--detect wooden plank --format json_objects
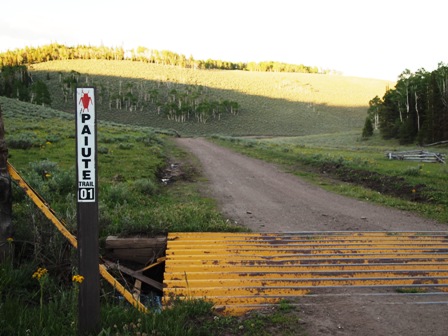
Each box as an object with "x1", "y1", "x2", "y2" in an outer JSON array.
[
  {"x1": 133, "y1": 280, "x2": 142, "y2": 302},
  {"x1": 105, "y1": 236, "x2": 167, "y2": 249},
  {"x1": 103, "y1": 259, "x2": 163, "y2": 291}
]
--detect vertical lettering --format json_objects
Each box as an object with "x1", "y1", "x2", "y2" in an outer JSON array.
[{"x1": 82, "y1": 148, "x2": 91, "y2": 157}]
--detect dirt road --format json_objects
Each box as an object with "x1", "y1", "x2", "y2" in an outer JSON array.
[{"x1": 175, "y1": 137, "x2": 448, "y2": 336}]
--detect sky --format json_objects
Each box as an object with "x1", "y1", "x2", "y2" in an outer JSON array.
[{"x1": 0, "y1": 0, "x2": 446, "y2": 81}]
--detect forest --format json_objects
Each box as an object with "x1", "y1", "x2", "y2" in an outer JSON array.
[{"x1": 366, "y1": 64, "x2": 448, "y2": 145}]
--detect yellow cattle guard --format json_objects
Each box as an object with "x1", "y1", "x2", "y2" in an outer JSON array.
[{"x1": 164, "y1": 232, "x2": 448, "y2": 315}]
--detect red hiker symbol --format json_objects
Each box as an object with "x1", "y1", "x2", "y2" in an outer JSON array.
[{"x1": 79, "y1": 91, "x2": 93, "y2": 113}]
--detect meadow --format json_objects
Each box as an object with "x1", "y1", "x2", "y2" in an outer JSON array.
[{"x1": 29, "y1": 59, "x2": 392, "y2": 136}]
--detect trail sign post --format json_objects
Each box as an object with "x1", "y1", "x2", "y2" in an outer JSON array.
[{"x1": 76, "y1": 88, "x2": 100, "y2": 335}]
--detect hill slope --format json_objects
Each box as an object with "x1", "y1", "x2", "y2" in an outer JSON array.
[{"x1": 30, "y1": 60, "x2": 392, "y2": 136}]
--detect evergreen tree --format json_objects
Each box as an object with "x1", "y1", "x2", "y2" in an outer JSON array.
[
  {"x1": 31, "y1": 80, "x2": 51, "y2": 106},
  {"x1": 362, "y1": 117, "x2": 374, "y2": 138},
  {"x1": 379, "y1": 89, "x2": 400, "y2": 139}
]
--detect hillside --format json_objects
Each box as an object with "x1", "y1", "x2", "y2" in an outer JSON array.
[{"x1": 29, "y1": 60, "x2": 392, "y2": 136}]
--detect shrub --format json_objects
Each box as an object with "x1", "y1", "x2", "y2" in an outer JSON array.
[
  {"x1": 138, "y1": 133, "x2": 164, "y2": 146},
  {"x1": 118, "y1": 142, "x2": 133, "y2": 150},
  {"x1": 45, "y1": 134, "x2": 61, "y2": 143},
  {"x1": 98, "y1": 146, "x2": 109, "y2": 154},
  {"x1": 106, "y1": 183, "x2": 131, "y2": 205},
  {"x1": 6, "y1": 132, "x2": 41, "y2": 149},
  {"x1": 47, "y1": 168, "x2": 76, "y2": 195},
  {"x1": 29, "y1": 160, "x2": 58, "y2": 176},
  {"x1": 403, "y1": 165, "x2": 422, "y2": 176},
  {"x1": 133, "y1": 178, "x2": 158, "y2": 196}
]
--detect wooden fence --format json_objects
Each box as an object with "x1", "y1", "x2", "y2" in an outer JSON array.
[{"x1": 386, "y1": 150, "x2": 446, "y2": 164}]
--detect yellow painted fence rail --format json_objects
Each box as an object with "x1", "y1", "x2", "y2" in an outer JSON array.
[{"x1": 7, "y1": 162, "x2": 148, "y2": 312}]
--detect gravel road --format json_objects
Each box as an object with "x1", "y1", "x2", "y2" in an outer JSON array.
[{"x1": 174, "y1": 137, "x2": 448, "y2": 336}]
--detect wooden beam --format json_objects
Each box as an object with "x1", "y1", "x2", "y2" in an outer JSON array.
[{"x1": 103, "y1": 259, "x2": 163, "y2": 292}]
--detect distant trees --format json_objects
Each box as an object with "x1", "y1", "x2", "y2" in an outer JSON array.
[
  {"x1": 246, "y1": 61, "x2": 319, "y2": 73},
  {"x1": 368, "y1": 63, "x2": 448, "y2": 144},
  {"x1": 0, "y1": 44, "x2": 321, "y2": 74},
  {"x1": 54, "y1": 70, "x2": 240, "y2": 124},
  {"x1": 0, "y1": 44, "x2": 125, "y2": 67},
  {"x1": 0, "y1": 65, "x2": 51, "y2": 106}
]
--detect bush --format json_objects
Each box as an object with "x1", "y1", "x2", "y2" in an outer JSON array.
[
  {"x1": 47, "y1": 168, "x2": 76, "y2": 195},
  {"x1": 133, "y1": 178, "x2": 158, "y2": 196},
  {"x1": 403, "y1": 165, "x2": 422, "y2": 176},
  {"x1": 6, "y1": 132, "x2": 41, "y2": 149},
  {"x1": 98, "y1": 146, "x2": 109, "y2": 154},
  {"x1": 45, "y1": 134, "x2": 61, "y2": 143},
  {"x1": 106, "y1": 183, "x2": 131, "y2": 205},
  {"x1": 29, "y1": 160, "x2": 58, "y2": 176},
  {"x1": 118, "y1": 143, "x2": 133, "y2": 150}
]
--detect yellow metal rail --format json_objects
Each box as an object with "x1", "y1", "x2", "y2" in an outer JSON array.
[
  {"x1": 164, "y1": 232, "x2": 448, "y2": 315},
  {"x1": 7, "y1": 162, "x2": 148, "y2": 313}
]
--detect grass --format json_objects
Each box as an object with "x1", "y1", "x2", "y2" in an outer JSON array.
[{"x1": 2, "y1": 96, "x2": 243, "y2": 237}]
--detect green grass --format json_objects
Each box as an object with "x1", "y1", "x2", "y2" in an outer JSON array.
[
  {"x1": 2, "y1": 96, "x2": 243, "y2": 237},
  {"x1": 29, "y1": 59, "x2": 391, "y2": 137}
]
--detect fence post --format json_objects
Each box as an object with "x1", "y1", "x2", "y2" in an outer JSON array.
[{"x1": 76, "y1": 88, "x2": 100, "y2": 335}]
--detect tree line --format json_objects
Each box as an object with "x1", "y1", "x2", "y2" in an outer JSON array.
[
  {"x1": 364, "y1": 63, "x2": 448, "y2": 145},
  {"x1": 0, "y1": 43, "x2": 320, "y2": 74},
  {"x1": 0, "y1": 65, "x2": 51, "y2": 106}
]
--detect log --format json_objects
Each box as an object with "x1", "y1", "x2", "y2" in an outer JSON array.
[
  {"x1": 105, "y1": 235, "x2": 167, "y2": 265},
  {"x1": 103, "y1": 259, "x2": 163, "y2": 291},
  {"x1": 105, "y1": 236, "x2": 167, "y2": 249}
]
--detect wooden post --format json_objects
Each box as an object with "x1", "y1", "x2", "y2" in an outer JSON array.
[
  {"x1": 0, "y1": 104, "x2": 13, "y2": 262},
  {"x1": 76, "y1": 88, "x2": 100, "y2": 335}
]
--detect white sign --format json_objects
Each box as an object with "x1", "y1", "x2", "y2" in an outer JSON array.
[{"x1": 76, "y1": 88, "x2": 96, "y2": 202}]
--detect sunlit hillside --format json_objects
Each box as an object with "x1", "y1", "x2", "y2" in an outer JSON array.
[{"x1": 30, "y1": 60, "x2": 393, "y2": 136}]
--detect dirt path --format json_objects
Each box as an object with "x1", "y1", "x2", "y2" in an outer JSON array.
[{"x1": 174, "y1": 137, "x2": 448, "y2": 336}]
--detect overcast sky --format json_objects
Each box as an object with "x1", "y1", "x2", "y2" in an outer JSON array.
[{"x1": 1, "y1": 0, "x2": 446, "y2": 80}]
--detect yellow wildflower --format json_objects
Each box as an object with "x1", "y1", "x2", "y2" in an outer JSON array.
[
  {"x1": 412, "y1": 189, "x2": 416, "y2": 193},
  {"x1": 32, "y1": 267, "x2": 48, "y2": 280},
  {"x1": 72, "y1": 274, "x2": 85, "y2": 284},
  {"x1": 6, "y1": 237, "x2": 13, "y2": 243}
]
